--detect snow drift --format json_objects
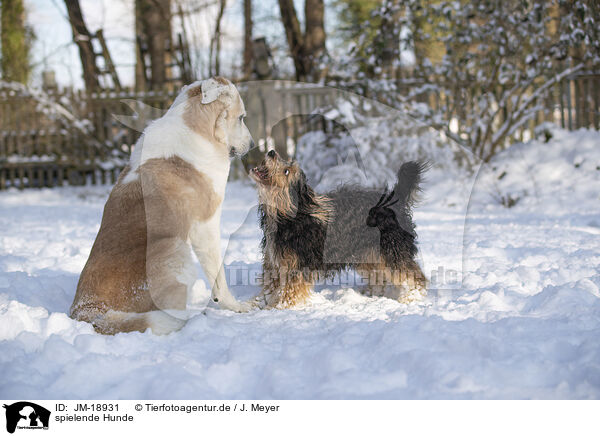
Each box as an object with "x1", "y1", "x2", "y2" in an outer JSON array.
[{"x1": 0, "y1": 127, "x2": 599, "y2": 399}]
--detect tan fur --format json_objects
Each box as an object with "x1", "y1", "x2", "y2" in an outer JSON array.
[
  {"x1": 183, "y1": 95, "x2": 226, "y2": 149},
  {"x1": 183, "y1": 78, "x2": 244, "y2": 152},
  {"x1": 259, "y1": 251, "x2": 313, "y2": 308},
  {"x1": 356, "y1": 250, "x2": 427, "y2": 303},
  {"x1": 70, "y1": 156, "x2": 221, "y2": 334},
  {"x1": 310, "y1": 194, "x2": 333, "y2": 224},
  {"x1": 254, "y1": 157, "x2": 333, "y2": 223}
]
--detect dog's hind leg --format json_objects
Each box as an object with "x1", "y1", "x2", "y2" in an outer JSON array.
[
  {"x1": 357, "y1": 257, "x2": 427, "y2": 303},
  {"x1": 356, "y1": 259, "x2": 389, "y2": 298},
  {"x1": 71, "y1": 304, "x2": 185, "y2": 335},
  {"x1": 146, "y1": 236, "x2": 194, "y2": 311},
  {"x1": 97, "y1": 310, "x2": 186, "y2": 335},
  {"x1": 386, "y1": 260, "x2": 428, "y2": 303}
]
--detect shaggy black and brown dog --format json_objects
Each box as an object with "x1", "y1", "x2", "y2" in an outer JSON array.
[{"x1": 249, "y1": 150, "x2": 427, "y2": 308}]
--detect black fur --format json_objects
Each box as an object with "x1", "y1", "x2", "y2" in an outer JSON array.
[{"x1": 259, "y1": 161, "x2": 427, "y2": 286}]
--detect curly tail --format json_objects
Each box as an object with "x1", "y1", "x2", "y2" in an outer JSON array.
[{"x1": 393, "y1": 161, "x2": 428, "y2": 207}]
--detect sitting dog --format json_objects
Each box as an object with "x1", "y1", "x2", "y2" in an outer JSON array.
[
  {"x1": 70, "y1": 77, "x2": 254, "y2": 335},
  {"x1": 250, "y1": 150, "x2": 427, "y2": 308}
]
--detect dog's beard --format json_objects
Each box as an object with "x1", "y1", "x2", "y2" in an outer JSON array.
[{"x1": 258, "y1": 185, "x2": 297, "y2": 220}]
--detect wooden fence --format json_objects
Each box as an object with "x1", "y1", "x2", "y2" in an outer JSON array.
[
  {"x1": 0, "y1": 82, "x2": 345, "y2": 189},
  {"x1": 1, "y1": 74, "x2": 598, "y2": 190},
  {"x1": 555, "y1": 72, "x2": 600, "y2": 131},
  {"x1": 338, "y1": 72, "x2": 600, "y2": 144}
]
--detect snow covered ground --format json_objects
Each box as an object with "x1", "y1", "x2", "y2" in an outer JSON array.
[{"x1": 0, "y1": 128, "x2": 599, "y2": 399}]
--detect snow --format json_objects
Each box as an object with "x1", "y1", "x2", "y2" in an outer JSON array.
[{"x1": 1, "y1": 128, "x2": 599, "y2": 399}]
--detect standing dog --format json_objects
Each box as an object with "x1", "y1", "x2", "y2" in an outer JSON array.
[
  {"x1": 251, "y1": 150, "x2": 427, "y2": 308},
  {"x1": 70, "y1": 77, "x2": 254, "y2": 335}
]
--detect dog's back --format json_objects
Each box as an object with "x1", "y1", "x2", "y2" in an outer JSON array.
[
  {"x1": 323, "y1": 161, "x2": 426, "y2": 268},
  {"x1": 70, "y1": 162, "x2": 193, "y2": 335}
]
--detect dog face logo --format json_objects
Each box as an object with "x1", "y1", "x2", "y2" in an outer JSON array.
[
  {"x1": 3, "y1": 402, "x2": 50, "y2": 433},
  {"x1": 367, "y1": 187, "x2": 400, "y2": 230}
]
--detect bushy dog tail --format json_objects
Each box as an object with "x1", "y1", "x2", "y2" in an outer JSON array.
[{"x1": 394, "y1": 161, "x2": 427, "y2": 207}]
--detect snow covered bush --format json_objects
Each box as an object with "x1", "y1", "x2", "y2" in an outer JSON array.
[
  {"x1": 294, "y1": 94, "x2": 469, "y2": 191},
  {"x1": 334, "y1": 0, "x2": 600, "y2": 163},
  {"x1": 402, "y1": 0, "x2": 600, "y2": 162}
]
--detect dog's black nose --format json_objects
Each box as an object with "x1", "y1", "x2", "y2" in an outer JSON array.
[{"x1": 267, "y1": 150, "x2": 277, "y2": 158}]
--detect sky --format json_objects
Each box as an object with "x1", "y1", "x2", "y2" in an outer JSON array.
[
  {"x1": 23, "y1": 0, "x2": 408, "y2": 90},
  {"x1": 24, "y1": 0, "x2": 261, "y2": 89},
  {"x1": 23, "y1": 0, "x2": 362, "y2": 90},
  {"x1": 27, "y1": 0, "x2": 136, "y2": 88},
  {"x1": 16, "y1": 0, "x2": 417, "y2": 90}
]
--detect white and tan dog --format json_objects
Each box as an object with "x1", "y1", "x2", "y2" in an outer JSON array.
[{"x1": 70, "y1": 77, "x2": 253, "y2": 335}]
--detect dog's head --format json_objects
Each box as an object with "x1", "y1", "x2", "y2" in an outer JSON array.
[
  {"x1": 250, "y1": 150, "x2": 313, "y2": 218},
  {"x1": 250, "y1": 150, "x2": 332, "y2": 222},
  {"x1": 178, "y1": 77, "x2": 254, "y2": 157}
]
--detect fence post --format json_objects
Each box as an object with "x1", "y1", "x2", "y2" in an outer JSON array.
[{"x1": 594, "y1": 75, "x2": 600, "y2": 130}]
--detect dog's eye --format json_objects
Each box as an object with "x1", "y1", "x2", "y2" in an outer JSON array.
[
  {"x1": 284, "y1": 169, "x2": 289, "y2": 176},
  {"x1": 239, "y1": 115, "x2": 245, "y2": 122}
]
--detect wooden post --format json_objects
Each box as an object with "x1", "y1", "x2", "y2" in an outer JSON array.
[
  {"x1": 9, "y1": 167, "x2": 16, "y2": 189},
  {"x1": 18, "y1": 166, "x2": 24, "y2": 189},
  {"x1": 585, "y1": 75, "x2": 592, "y2": 128},
  {"x1": 559, "y1": 80, "x2": 566, "y2": 129},
  {"x1": 566, "y1": 79, "x2": 573, "y2": 130},
  {"x1": 26, "y1": 165, "x2": 34, "y2": 188},
  {"x1": 57, "y1": 165, "x2": 64, "y2": 187},
  {"x1": 594, "y1": 75, "x2": 600, "y2": 130},
  {"x1": 575, "y1": 76, "x2": 583, "y2": 129}
]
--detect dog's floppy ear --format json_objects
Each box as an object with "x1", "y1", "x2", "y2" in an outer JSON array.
[
  {"x1": 291, "y1": 170, "x2": 314, "y2": 208},
  {"x1": 214, "y1": 109, "x2": 229, "y2": 145},
  {"x1": 201, "y1": 78, "x2": 235, "y2": 146},
  {"x1": 200, "y1": 77, "x2": 234, "y2": 105}
]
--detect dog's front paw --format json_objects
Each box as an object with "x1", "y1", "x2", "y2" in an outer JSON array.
[
  {"x1": 233, "y1": 300, "x2": 256, "y2": 313},
  {"x1": 213, "y1": 297, "x2": 255, "y2": 313}
]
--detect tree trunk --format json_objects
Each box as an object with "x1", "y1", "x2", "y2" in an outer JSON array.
[
  {"x1": 210, "y1": 0, "x2": 227, "y2": 76},
  {"x1": 1, "y1": 0, "x2": 31, "y2": 84},
  {"x1": 243, "y1": 0, "x2": 253, "y2": 78},
  {"x1": 378, "y1": 0, "x2": 401, "y2": 79},
  {"x1": 412, "y1": 0, "x2": 446, "y2": 69},
  {"x1": 278, "y1": 0, "x2": 325, "y2": 81},
  {"x1": 136, "y1": 0, "x2": 172, "y2": 90},
  {"x1": 134, "y1": 3, "x2": 147, "y2": 91},
  {"x1": 278, "y1": 0, "x2": 306, "y2": 80},
  {"x1": 64, "y1": 0, "x2": 99, "y2": 92},
  {"x1": 304, "y1": 0, "x2": 325, "y2": 77}
]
